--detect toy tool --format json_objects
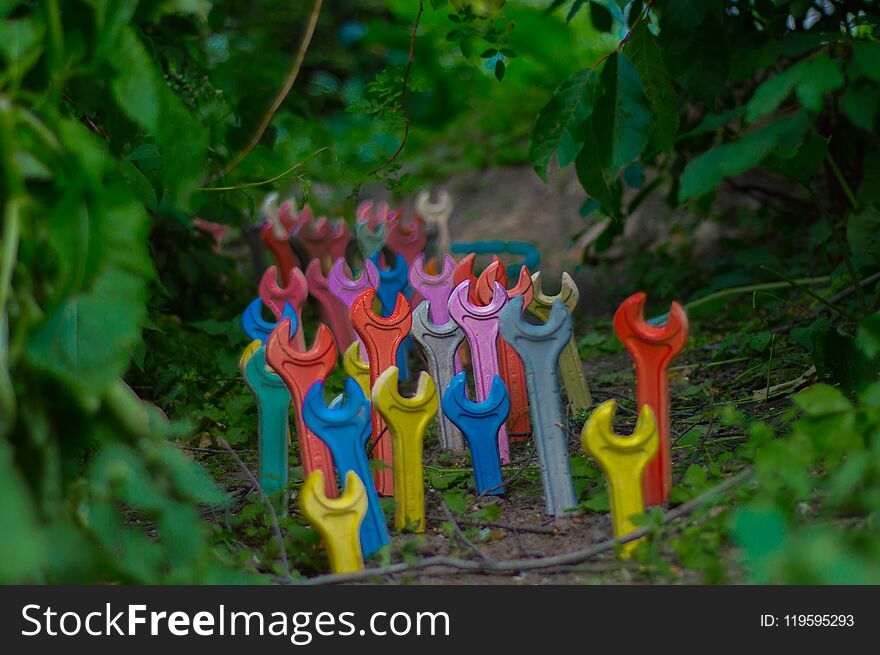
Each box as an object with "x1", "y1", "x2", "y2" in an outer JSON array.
[
  {"x1": 306, "y1": 259, "x2": 355, "y2": 352},
  {"x1": 415, "y1": 190, "x2": 453, "y2": 258},
  {"x1": 302, "y1": 379, "x2": 390, "y2": 557},
  {"x1": 499, "y1": 297, "x2": 577, "y2": 517},
  {"x1": 265, "y1": 321, "x2": 338, "y2": 498},
  {"x1": 300, "y1": 470, "x2": 368, "y2": 574},
  {"x1": 453, "y1": 253, "x2": 503, "y2": 304},
  {"x1": 386, "y1": 213, "x2": 427, "y2": 266},
  {"x1": 369, "y1": 250, "x2": 412, "y2": 380},
  {"x1": 442, "y1": 373, "x2": 509, "y2": 495},
  {"x1": 476, "y1": 261, "x2": 533, "y2": 438},
  {"x1": 410, "y1": 301, "x2": 466, "y2": 452},
  {"x1": 298, "y1": 215, "x2": 351, "y2": 270},
  {"x1": 409, "y1": 253, "x2": 457, "y2": 326},
  {"x1": 240, "y1": 341, "x2": 292, "y2": 513},
  {"x1": 451, "y1": 240, "x2": 540, "y2": 280},
  {"x1": 613, "y1": 292, "x2": 688, "y2": 507},
  {"x1": 259, "y1": 266, "x2": 307, "y2": 349},
  {"x1": 350, "y1": 288, "x2": 412, "y2": 496},
  {"x1": 447, "y1": 280, "x2": 511, "y2": 463},
  {"x1": 355, "y1": 219, "x2": 386, "y2": 261},
  {"x1": 328, "y1": 257, "x2": 380, "y2": 359},
  {"x1": 242, "y1": 298, "x2": 298, "y2": 345},
  {"x1": 528, "y1": 272, "x2": 592, "y2": 412},
  {"x1": 193, "y1": 218, "x2": 229, "y2": 253},
  {"x1": 342, "y1": 342, "x2": 372, "y2": 398},
  {"x1": 372, "y1": 367, "x2": 438, "y2": 533},
  {"x1": 581, "y1": 400, "x2": 658, "y2": 557}
]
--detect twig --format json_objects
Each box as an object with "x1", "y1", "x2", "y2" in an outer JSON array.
[
  {"x1": 369, "y1": 1, "x2": 423, "y2": 176},
  {"x1": 213, "y1": 0, "x2": 324, "y2": 180},
  {"x1": 298, "y1": 468, "x2": 753, "y2": 584},
  {"x1": 217, "y1": 436, "x2": 292, "y2": 580},
  {"x1": 439, "y1": 498, "x2": 493, "y2": 565},
  {"x1": 760, "y1": 265, "x2": 855, "y2": 321}
]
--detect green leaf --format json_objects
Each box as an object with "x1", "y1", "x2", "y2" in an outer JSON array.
[
  {"x1": 111, "y1": 28, "x2": 161, "y2": 132},
  {"x1": 810, "y1": 328, "x2": 877, "y2": 397},
  {"x1": 575, "y1": 115, "x2": 620, "y2": 217},
  {"x1": 763, "y1": 132, "x2": 828, "y2": 184},
  {"x1": 626, "y1": 20, "x2": 679, "y2": 151},
  {"x1": 0, "y1": 436, "x2": 44, "y2": 582},
  {"x1": 746, "y1": 54, "x2": 843, "y2": 123},
  {"x1": 842, "y1": 81, "x2": 879, "y2": 132},
  {"x1": 856, "y1": 312, "x2": 880, "y2": 360},
  {"x1": 26, "y1": 269, "x2": 147, "y2": 396},
  {"x1": 589, "y1": 0, "x2": 613, "y2": 31},
  {"x1": 846, "y1": 206, "x2": 880, "y2": 257},
  {"x1": 592, "y1": 52, "x2": 652, "y2": 172},
  {"x1": 850, "y1": 41, "x2": 880, "y2": 83},
  {"x1": 793, "y1": 384, "x2": 852, "y2": 416},
  {"x1": 530, "y1": 69, "x2": 597, "y2": 181},
  {"x1": 494, "y1": 58, "x2": 505, "y2": 81},
  {"x1": 733, "y1": 505, "x2": 787, "y2": 583},
  {"x1": 679, "y1": 111, "x2": 809, "y2": 200}
]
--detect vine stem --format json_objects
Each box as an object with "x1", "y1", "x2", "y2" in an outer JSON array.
[
  {"x1": 369, "y1": 1, "x2": 424, "y2": 176},
  {"x1": 213, "y1": 0, "x2": 324, "y2": 181}
]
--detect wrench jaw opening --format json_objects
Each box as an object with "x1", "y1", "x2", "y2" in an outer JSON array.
[
  {"x1": 386, "y1": 213, "x2": 427, "y2": 266},
  {"x1": 306, "y1": 258, "x2": 356, "y2": 352},
  {"x1": 372, "y1": 368, "x2": 439, "y2": 533},
  {"x1": 242, "y1": 298, "x2": 299, "y2": 344},
  {"x1": 613, "y1": 292, "x2": 689, "y2": 507},
  {"x1": 302, "y1": 379, "x2": 390, "y2": 558},
  {"x1": 242, "y1": 344, "x2": 292, "y2": 514},
  {"x1": 259, "y1": 266, "x2": 308, "y2": 349},
  {"x1": 442, "y1": 373, "x2": 509, "y2": 496},
  {"x1": 328, "y1": 258, "x2": 380, "y2": 305},
  {"x1": 356, "y1": 220, "x2": 387, "y2": 260},
  {"x1": 447, "y1": 280, "x2": 511, "y2": 463},
  {"x1": 265, "y1": 321, "x2": 339, "y2": 499},
  {"x1": 300, "y1": 470, "x2": 369, "y2": 574},
  {"x1": 410, "y1": 302, "x2": 467, "y2": 452},
  {"x1": 499, "y1": 297, "x2": 577, "y2": 517},
  {"x1": 350, "y1": 289, "x2": 413, "y2": 496},
  {"x1": 582, "y1": 400, "x2": 659, "y2": 558}
]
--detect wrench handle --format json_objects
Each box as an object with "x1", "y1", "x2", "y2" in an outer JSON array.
[
  {"x1": 497, "y1": 338, "x2": 530, "y2": 439},
  {"x1": 558, "y1": 337, "x2": 592, "y2": 411}
]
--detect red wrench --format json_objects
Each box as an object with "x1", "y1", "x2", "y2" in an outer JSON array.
[
  {"x1": 476, "y1": 261, "x2": 533, "y2": 440},
  {"x1": 613, "y1": 292, "x2": 689, "y2": 506},
  {"x1": 265, "y1": 320, "x2": 339, "y2": 498},
  {"x1": 305, "y1": 258, "x2": 356, "y2": 352},
  {"x1": 298, "y1": 213, "x2": 351, "y2": 272},
  {"x1": 454, "y1": 253, "x2": 504, "y2": 304},
  {"x1": 349, "y1": 288, "x2": 412, "y2": 496},
  {"x1": 386, "y1": 213, "x2": 427, "y2": 266},
  {"x1": 258, "y1": 265, "x2": 307, "y2": 350}
]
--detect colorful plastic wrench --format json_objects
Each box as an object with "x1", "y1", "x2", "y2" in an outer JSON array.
[
  {"x1": 415, "y1": 190, "x2": 453, "y2": 258},
  {"x1": 241, "y1": 298, "x2": 298, "y2": 345},
  {"x1": 300, "y1": 470, "x2": 368, "y2": 574},
  {"x1": 350, "y1": 288, "x2": 412, "y2": 496},
  {"x1": 410, "y1": 301, "x2": 466, "y2": 452},
  {"x1": 355, "y1": 219, "x2": 387, "y2": 261},
  {"x1": 372, "y1": 367, "x2": 438, "y2": 533},
  {"x1": 302, "y1": 379, "x2": 390, "y2": 558},
  {"x1": 477, "y1": 261, "x2": 533, "y2": 439},
  {"x1": 328, "y1": 257, "x2": 379, "y2": 359},
  {"x1": 581, "y1": 400, "x2": 658, "y2": 557},
  {"x1": 386, "y1": 213, "x2": 427, "y2": 266},
  {"x1": 409, "y1": 253, "x2": 457, "y2": 326},
  {"x1": 528, "y1": 271, "x2": 591, "y2": 412},
  {"x1": 613, "y1": 292, "x2": 688, "y2": 507},
  {"x1": 442, "y1": 373, "x2": 509, "y2": 495},
  {"x1": 499, "y1": 297, "x2": 577, "y2": 517},
  {"x1": 342, "y1": 342, "x2": 372, "y2": 399},
  {"x1": 265, "y1": 320, "x2": 338, "y2": 498},
  {"x1": 306, "y1": 259, "x2": 356, "y2": 352},
  {"x1": 368, "y1": 250, "x2": 412, "y2": 380},
  {"x1": 298, "y1": 216, "x2": 351, "y2": 270},
  {"x1": 240, "y1": 341, "x2": 291, "y2": 513},
  {"x1": 258, "y1": 266, "x2": 308, "y2": 349},
  {"x1": 447, "y1": 280, "x2": 510, "y2": 464}
]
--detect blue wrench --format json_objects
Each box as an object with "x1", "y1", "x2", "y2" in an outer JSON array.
[
  {"x1": 241, "y1": 297, "x2": 298, "y2": 344},
  {"x1": 368, "y1": 250, "x2": 412, "y2": 380}
]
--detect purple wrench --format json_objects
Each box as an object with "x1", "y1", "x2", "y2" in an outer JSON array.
[
  {"x1": 409, "y1": 253, "x2": 457, "y2": 326},
  {"x1": 447, "y1": 280, "x2": 511, "y2": 464},
  {"x1": 328, "y1": 257, "x2": 380, "y2": 359},
  {"x1": 306, "y1": 258, "x2": 356, "y2": 352}
]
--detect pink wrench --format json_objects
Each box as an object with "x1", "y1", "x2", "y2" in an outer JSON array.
[
  {"x1": 386, "y1": 213, "x2": 427, "y2": 266},
  {"x1": 298, "y1": 215, "x2": 351, "y2": 272},
  {"x1": 447, "y1": 280, "x2": 511, "y2": 464},
  {"x1": 258, "y1": 265, "x2": 307, "y2": 350},
  {"x1": 305, "y1": 258, "x2": 356, "y2": 352}
]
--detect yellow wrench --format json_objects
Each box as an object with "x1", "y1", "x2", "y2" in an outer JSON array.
[
  {"x1": 342, "y1": 341, "x2": 372, "y2": 398},
  {"x1": 581, "y1": 399, "x2": 658, "y2": 558},
  {"x1": 372, "y1": 367, "x2": 438, "y2": 532}
]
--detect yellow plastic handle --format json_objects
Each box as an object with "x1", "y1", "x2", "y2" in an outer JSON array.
[
  {"x1": 372, "y1": 367, "x2": 438, "y2": 532},
  {"x1": 342, "y1": 342, "x2": 372, "y2": 398},
  {"x1": 299, "y1": 470, "x2": 368, "y2": 573},
  {"x1": 239, "y1": 339, "x2": 263, "y2": 373},
  {"x1": 581, "y1": 400, "x2": 658, "y2": 557}
]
